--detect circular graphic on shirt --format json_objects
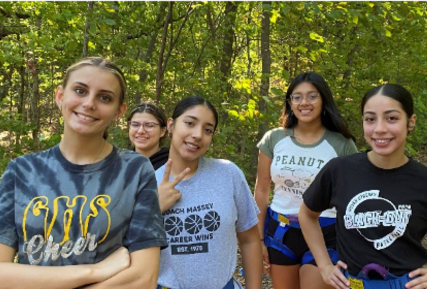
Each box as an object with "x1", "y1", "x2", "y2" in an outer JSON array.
[
  {"x1": 344, "y1": 190, "x2": 412, "y2": 250},
  {"x1": 164, "y1": 216, "x2": 184, "y2": 236},
  {"x1": 184, "y1": 214, "x2": 203, "y2": 234},
  {"x1": 204, "y1": 210, "x2": 221, "y2": 232}
]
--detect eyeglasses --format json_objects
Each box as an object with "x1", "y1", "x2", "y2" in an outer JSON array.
[
  {"x1": 128, "y1": 121, "x2": 160, "y2": 132},
  {"x1": 290, "y1": 93, "x2": 320, "y2": 104}
]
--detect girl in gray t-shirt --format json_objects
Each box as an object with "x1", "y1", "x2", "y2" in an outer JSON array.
[
  {"x1": 0, "y1": 57, "x2": 167, "y2": 288},
  {"x1": 155, "y1": 96, "x2": 262, "y2": 289}
]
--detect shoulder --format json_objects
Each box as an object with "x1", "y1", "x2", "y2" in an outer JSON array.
[
  {"x1": 258, "y1": 127, "x2": 288, "y2": 146},
  {"x1": 264, "y1": 127, "x2": 286, "y2": 138},
  {"x1": 408, "y1": 158, "x2": 427, "y2": 174},
  {"x1": 115, "y1": 148, "x2": 152, "y2": 168},
  {"x1": 325, "y1": 151, "x2": 363, "y2": 169},
  {"x1": 324, "y1": 130, "x2": 357, "y2": 154},
  {"x1": 11, "y1": 146, "x2": 56, "y2": 167},
  {"x1": 325, "y1": 130, "x2": 354, "y2": 144},
  {"x1": 201, "y1": 158, "x2": 243, "y2": 175}
]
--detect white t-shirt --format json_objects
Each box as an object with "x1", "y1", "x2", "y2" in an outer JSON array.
[{"x1": 258, "y1": 127, "x2": 357, "y2": 217}]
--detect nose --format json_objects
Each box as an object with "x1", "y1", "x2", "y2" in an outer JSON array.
[
  {"x1": 192, "y1": 127, "x2": 203, "y2": 139},
  {"x1": 374, "y1": 119, "x2": 387, "y2": 133},
  {"x1": 82, "y1": 94, "x2": 96, "y2": 110},
  {"x1": 137, "y1": 125, "x2": 147, "y2": 133},
  {"x1": 300, "y1": 97, "x2": 309, "y2": 105}
]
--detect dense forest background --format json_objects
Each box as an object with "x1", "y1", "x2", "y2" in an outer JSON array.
[{"x1": 1, "y1": 1, "x2": 427, "y2": 185}]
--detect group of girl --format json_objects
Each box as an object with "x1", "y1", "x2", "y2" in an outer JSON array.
[{"x1": 0, "y1": 56, "x2": 426, "y2": 289}]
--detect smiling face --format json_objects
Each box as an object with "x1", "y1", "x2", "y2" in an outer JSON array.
[
  {"x1": 168, "y1": 105, "x2": 216, "y2": 165},
  {"x1": 363, "y1": 93, "x2": 416, "y2": 162},
  {"x1": 56, "y1": 65, "x2": 127, "y2": 138},
  {"x1": 289, "y1": 82, "x2": 323, "y2": 125},
  {"x1": 129, "y1": 112, "x2": 166, "y2": 157}
]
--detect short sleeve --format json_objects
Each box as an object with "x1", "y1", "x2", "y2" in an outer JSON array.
[
  {"x1": 231, "y1": 164, "x2": 260, "y2": 233},
  {"x1": 0, "y1": 161, "x2": 18, "y2": 249},
  {"x1": 124, "y1": 163, "x2": 168, "y2": 252},
  {"x1": 343, "y1": 139, "x2": 358, "y2": 156},
  {"x1": 303, "y1": 159, "x2": 335, "y2": 213},
  {"x1": 257, "y1": 129, "x2": 275, "y2": 159}
]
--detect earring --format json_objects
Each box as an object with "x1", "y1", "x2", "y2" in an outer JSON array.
[
  {"x1": 290, "y1": 111, "x2": 294, "y2": 116},
  {"x1": 57, "y1": 102, "x2": 62, "y2": 112}
]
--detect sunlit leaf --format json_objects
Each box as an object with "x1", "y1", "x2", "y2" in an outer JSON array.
[{"x1": 309, "y1": 32, "x2": 324, "y2": 43}]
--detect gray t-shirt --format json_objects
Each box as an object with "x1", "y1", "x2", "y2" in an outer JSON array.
[
  {"x1": 155, "y1": 157, "x2": 259, "y2": 289},
  {"x1": 0, "y1": 145, "x2": 167, "y2": 266}
]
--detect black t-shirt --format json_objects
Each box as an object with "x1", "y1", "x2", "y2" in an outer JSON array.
[
  {"x1": 150, "y1": 147, "x2": 169, "y2": 170},
  {"x1": 304, "y1": 152, "x2": 427, "y2": 276}
]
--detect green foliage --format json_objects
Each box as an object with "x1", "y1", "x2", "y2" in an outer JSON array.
[{"x1": 1, "y1": 1, "x2": 427, "y2": 183}]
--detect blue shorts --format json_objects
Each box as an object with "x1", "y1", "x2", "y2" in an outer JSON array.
[{"x1": 265, "y1": 208, "x2": 337, "y2": 266}]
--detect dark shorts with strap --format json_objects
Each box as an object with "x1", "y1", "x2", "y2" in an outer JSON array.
[
  {"x1": 343, "y1": 263, "x2": 415, "y2": 289},
  {"x1": 264, "y1": 207, "x2": 338, "y2": 266},
  {"x1": 157, "y1": 277, "x2": 240, "y2": 289}
]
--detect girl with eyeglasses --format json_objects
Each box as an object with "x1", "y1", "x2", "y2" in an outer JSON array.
[
  {"x1": 127, "y1": 102, "x2": 169, "y2": 170},
  {"x1": 254, "y1": 72, "x2": 358, "y2": 289},
  {"x1": 155, "y1": 96, "x2": 262, "y2": 289},
  {"x1": 0, "y1": 57, "x2": 167, "y2": 288},
  {"x1": 300, "y1": 84, "x2": 427, "y2": 289}
]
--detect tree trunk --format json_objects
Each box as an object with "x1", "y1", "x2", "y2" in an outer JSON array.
[
  {"x1": 135, "y1": 2, "x2": 168, "y2": 105},
  {"x1": 29, "y1": 60, "x2": 40, "y2": 150},
  {"x1": 257, "y1": 2, "x2": 271, "y2": 143},
  {"x1": 155, "y1": 2, "x2": 193, "y2": 103},
  {"x1": 82, "y1": 1, "x2": 94, "y2": 58},
  {"x1": 155, "y1": 2, "x2": 173, "y2": 104},
  {"x1": 219, "y1": 1, "x2": 238, "y2": 97},
  {"x1": 342, "y1": 27, "x2": 358, "y2": 89},
  {"x1": 252, "y1": 2, "x2": 271, "y2": 172},
  {"x1": 16, "y1": 65, "x2": 26, "y2": 145}
]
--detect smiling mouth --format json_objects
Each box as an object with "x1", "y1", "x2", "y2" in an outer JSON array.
[
  {"x1": 373, "y1": 138, "x2": 392, "y2": 144},
  {"x1": 75, "y1": 112, "x2": 97, "y2": 121},
  {"x1": 299, "y1": 109, "x2": 312, "y2": 114},
  {"x1": 136, "y1": 136, "x2": 149, "y2": 140},
  {"x1": 185, "y1": 142, "x2": 199, "y2": 149}
]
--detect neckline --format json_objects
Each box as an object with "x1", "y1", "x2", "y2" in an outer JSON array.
[
  {"x1": 54, "y1": 144, "x2": 118, "y2": 173},
  {"x1": 286, "y1": 127, "x2": 328, "y2": 150},
  {"x1": 363, "y1": 151, "x2": 412, "y2": 175}
]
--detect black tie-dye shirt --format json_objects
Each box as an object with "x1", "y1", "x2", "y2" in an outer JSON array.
[{"x1": 0, "y1": 145, "x2": 167, "y2": 265}]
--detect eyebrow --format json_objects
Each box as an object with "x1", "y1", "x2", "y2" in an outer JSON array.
[
  {"x1": 73, "y1": 82, "x2": 117, "y2": 96},
  {"x1": 363, "y1": 109, "x2": 402, "y2": 115},
  {"x1": 184, "y1": 115, "x2": 215, "y2": 127},
  {"x1": 292, "y1": 91, "x2": 318, "y2": 94}
]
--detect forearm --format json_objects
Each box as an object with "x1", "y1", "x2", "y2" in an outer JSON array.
[
  {"x1": 0, "y1": 262, "x2": 100, "y2": 289},
  {"x1": 254, "y1": 151, "x2": 272, "y2": 240},
  {"x1": 238, "y1": 227, "x2": 263, "y2": 289},
  {"x1": 254, "y1": 190, "x2": 269, "y2": 239},
  {"x1": 85, "y1": 247, "x2": 160, "y2": 289},
  {"x1": 298, "y1": 203, "x2": 332, "y2": 269}
]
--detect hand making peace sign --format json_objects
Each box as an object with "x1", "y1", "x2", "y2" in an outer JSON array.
[{"x1": 158, "y1": 159, "x2": 190, "y2": 213}]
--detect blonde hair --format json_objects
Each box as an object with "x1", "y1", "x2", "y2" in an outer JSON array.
[{"x1": 62, "y1": 57, "x2": 127, "y2": 105}]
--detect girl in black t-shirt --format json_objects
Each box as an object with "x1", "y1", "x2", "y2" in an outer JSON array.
[{"x1": 300, "y1": 84, "x2": 427, "y2": 289}]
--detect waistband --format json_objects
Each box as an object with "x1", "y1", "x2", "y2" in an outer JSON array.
[
  {"x1": 343, "y1": 264, "x2": 414, "y2": 289},
  {"x1": 268, "y1": 207, "x2": 335, "y2": 229}
]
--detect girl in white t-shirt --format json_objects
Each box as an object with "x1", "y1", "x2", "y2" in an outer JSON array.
[{"x1": 255, "y1": 72, "x2": 357, "y2": 289}]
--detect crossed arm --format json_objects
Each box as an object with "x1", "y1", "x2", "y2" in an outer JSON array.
[{"x1": 0, "y1": 243, "x2": 160, "y2": 289}]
